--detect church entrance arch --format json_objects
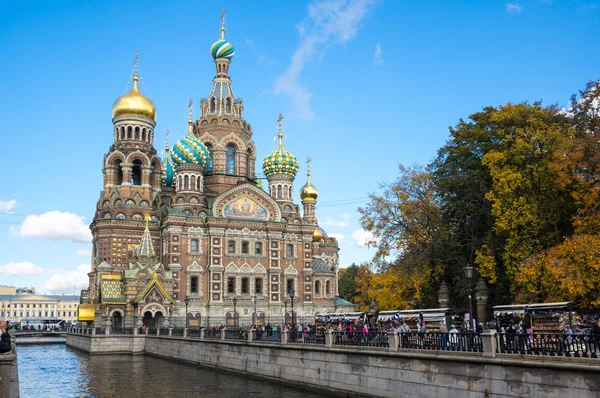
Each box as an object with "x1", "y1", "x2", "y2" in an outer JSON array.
[
  {"x1": 112, "y1": 311, "x2": 123, "y2": 330},
  {"x1": 142, "y1": 311, "x2": 154, "y2": 328}
]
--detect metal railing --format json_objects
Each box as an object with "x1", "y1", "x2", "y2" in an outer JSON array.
[
  {"x1": 187, "y1": 328, "x2": 202, "y2": 338},
  {"x1": 401, "y1": 332, "x2": 482, "y2": 352},
  {"x1": 498, "y1": 333, "x2": 599, "y2": 358},
  {"x1": 288, "y1": 331, "x2": 325, "y2": 345},
  {"x1": 252, "y1": 329, "x2": 282, "y2": 342},
  {"x1": 94, "y1": 327, "x2": 106, "y2": 335},
  {"x1": 148, "y1": 328, "x2": 157, "y2": 335},
  {"x1": 171, "y1": 328, "x2": 185, "y2": 337},
  {"x1": 205, "y1": 328, "x2": 222, "y2": 339},
  {"x1": 333, "y1": 331, "x2": 389, "y2": 348},
  {"x1": 225, "y1": 328, "x2": 248, "y2": 340},
  {"x1": 159, "y1": 328, "x2": 170, "y2": 336}
]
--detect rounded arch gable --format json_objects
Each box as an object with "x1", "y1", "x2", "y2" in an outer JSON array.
[
  {"x1": 219, "y1": 132, "x2": 246, "y2": 152},
  {"x1": 126, "y1": 151, "x2": 151, "y2": 166},
  {"x1": 105, "y1": 151, "x2": 126, "y2": 166},
  {"x1": 212, "y1": 184, "x2": 282, "y2": 222}
]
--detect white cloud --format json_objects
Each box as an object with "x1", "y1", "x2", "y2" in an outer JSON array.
[
  {"x1": 506, "y1": 3, "x2": 522, "y2": 13},
  {"x1": 329, "y1": 233, "x2": 345, "y2": 242},
  {"x1": 352, "y1": 229, "x2": 376, "y2": 247},
  {"x1": 274, "y1": 0, "x2": 375, "y2": 119},
  {"x1": 42, "y1": 263, "x2": 90, "y2": 293},
  {"x1": 12, "y1": 211, "x2": 92, "y2": 243},
  {"x1": 0, "y1": 199, "x2": 17, "y2": 214},
  {"x1": 342, "y1": 212, "x2": 351, "y2": 220},
  {"x1": 373, "y1": 43, "x2": 383, "y2": 65},
  {"x1": 0, "y1": 262, "x2": 44, "y2": 276},
  {"x1": 324, "y1": 216, "x2": 349, "y2": 227},
  {"x1": 77, "y1": 249, "x2": 92, "y2": 257}
]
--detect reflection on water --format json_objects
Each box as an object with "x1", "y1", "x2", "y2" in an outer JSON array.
[{"x1": 18, "y1": 344, "x2": 330, "y2": 398}]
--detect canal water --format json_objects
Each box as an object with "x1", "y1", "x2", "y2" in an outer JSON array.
[{"x1": 17, "y1": 344, "x2": 331, "y2": 398}]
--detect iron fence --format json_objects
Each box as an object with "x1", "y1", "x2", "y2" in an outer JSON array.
[
  {"x1": 205, "y1": 328, "x2": 222, "y2": 339},
  {"x1": 148, "y1": 328, "x2": 157, "y2": 335},
  {"x1": 94, "y1": 327, "x2": 106, "y2": 335},
  {"x1": 252, "y1": 329, "x2": 282, "y2": 342},
  {"x1": 498, "y1": 333, "x2": 599, "y2": 358},
  {"x1": 187, "y1": 328, "x2": 202, "y2": 338},
  {"x1": 401, "y1": 332, "x2": 482, "y2": 352},
  {"x1": 288, "y1": 331, "x2": 325, "y2": 345},
  {"x1": 171, "y1": 328, "x2": 184, "y2": 337},
  {"x1": 333, "y1": 331, "x2": 389, "y2": 348},
  {"x1": 225, "y1": 328, "x2": 248, "y2": 340},
  {"x1": 159, "y1": 328, "x2": 170, "y2": 336}
]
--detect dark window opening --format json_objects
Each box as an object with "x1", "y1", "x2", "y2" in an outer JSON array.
[
  {"x1": 241, "y1": 241, "x2": 249, "y2": 254},
  {"x1": 206, "y1": 144, "x2": 213, "y2": 173},
  {"x1": 287, "y1": 279, "x2": 294, "y2": 296},
  {"x1": 227, "y1": 241, "x2": 235, "y2": 254},
  {"x1": 255, "y1": 242, "x2": 262, "y2": 255},
  {"x1": 255, "y1": 278, "x2": 262, "y2": 294},
  {"x1": 241, "y1": 277, "x2": 249, "y2": 294},
  {"x1": 227, "y1": 277, "x2": 235, "y2": 294},
  {"x1": 286, "y1": 244, "x2": 293, "y2": 257},
  {"x1": 226, "y1": 145, "x2": 235, "y2": 175},
  {"x1": 190, "y1": 276, "x2": 198, "y2": 293},
  {"x1": 131, "y1": 159, "x2": 143, "y2": 185}
]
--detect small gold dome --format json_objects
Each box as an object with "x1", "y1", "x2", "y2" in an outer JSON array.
[
  {"x1": 112, "y1": 75, "x2": 156, "y2": 121},
  {"x1": 300, "y1": 171, "x2": 319, "y2": 201},
  {"x1": 312, "y1": 227, "x2": 323, "y2": 242}
]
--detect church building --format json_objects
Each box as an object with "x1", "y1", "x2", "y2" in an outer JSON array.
[{"x1": 83, "y1": 15, "x2": 353, "y2": 329}]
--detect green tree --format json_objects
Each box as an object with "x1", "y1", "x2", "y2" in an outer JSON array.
[{"x1": 338, "y1": 263, "x2": 359, "y2": 303}]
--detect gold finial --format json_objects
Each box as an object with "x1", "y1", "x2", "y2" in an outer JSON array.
[
  {"x1": 220, "y1": 9, "x2": 226, "y2": 40},
  {"x1": 130, "y1": 49, "x2": 140, "y2": 91},
  {"x1": 277, "y1": 113, "x2": 284, "y2": 143},
  {"x1": 188, "y1": 98, "x2": 194, "y2": 132},
  {"x1": 306, "y1": 156, "x2": 312, "y2": 178},
  {"x1": 145, "y1": 214, "x2": 151, "y2": 228}
]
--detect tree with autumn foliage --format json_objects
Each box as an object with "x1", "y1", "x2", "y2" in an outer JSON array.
[{"x1": 356, "y1": 79, "x2": 600, "y2": 310}]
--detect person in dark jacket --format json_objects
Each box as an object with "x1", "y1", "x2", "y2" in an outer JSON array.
[
  {"x1": 0, "y1": 321, "x2": 11, "y2": 354},
  {"x1": 592, "y1": 319, "x2": 600, "y2": 350}
]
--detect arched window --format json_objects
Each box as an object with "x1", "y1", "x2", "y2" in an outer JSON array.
[
  {"x1": 226, "y1": 98, "x2": 232, "y2": 113},
  {"x1": 286, "y1": 244, "x2": 293, "y2": 257},
  {"x1": 325, "y1": 281, "x2": 330, "y2": 295},
  {"x1": 197, "y1": 176, "x2": 201, "y2": 191},
  {"x1": 289, "y1": 186, "x2": 293, "y2": 200},
  {"x1": 142, "y1": 129, "x2": 146, "y2": 142},
  {"x1": 184, "y1": 175, "x2": 189, "y2": 190},
  {"x1": 114, "y1": 160, "x2": 123, "y2": 185},
  {"x1": 131, "y1": 160, "x2": 142, "y2": 185},
  {"x1": 277, "y1": 185, "x2": 282, "y2": 199},
  {"x1": 191, "y1": 239, "x2": 199, "y2": 252},
  {"x1": 178, "y1": 176, "x2": 183, "y2": 191},
  {"x1": 120, "y1": 127, "x2": 125, "y2": 140},
  {"x1": 315, "y1": 280, "x2": 321, "y2": 295},
  {"x1": 135, "y1": 127, "x2": 140, "y2": 140},
  {"x1": 206, "y1": 144, "x2": 213, "y2": 173},
  {"x1": 226, "y1": 145, "x2": 236, "y2": 175},
  {"x1": 127, "y1": 126, "x2": 132, "y2": 140},
  {"x1": 210, "y1": 98, "x2": 216, "y2": 113}
]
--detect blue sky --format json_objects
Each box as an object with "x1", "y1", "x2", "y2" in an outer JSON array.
[{"x1": 0, "y1": 0, "x2": 599, "y2": 294}]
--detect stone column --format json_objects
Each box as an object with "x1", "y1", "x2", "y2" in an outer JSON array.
[
  {"x1": 281, "y1": 330, "x2": 288, "y2": 345},
  {"x1": 142, "y1": 166, "x2": 153, "y2": 188},
  {"x1": 438, "y1": 281, "x2": 450, "y2": 308},
  {"x1": 387, "y1": 331, "x2": 399, "y2": 352},
  {"x1": 120, "y1": 164, "x2": 132, "y2": 186},
  {"x1": 481, "y1": 329, "x2": 497, "y2": 358},
  {"x1": 248, "y1": 328, "x2": 254, "y2": 343},
  {"x1": 324, "y1": 330, "x2": 333, "y2": 348},
  {"x1": 475, "y1": 279, "x2": 489, "y2": 324},
  {"x1": 183, "y1": 328, "x2": 188, "y2": 338}
]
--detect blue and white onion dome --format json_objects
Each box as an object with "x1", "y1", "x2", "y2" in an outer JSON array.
[
  {"x1": 170, "y1": 120, "x2": 210, "y2": 168},
  {"x1": 262, "y1": 133, "x2": 299, "y2": 177},
  {"x1": 163, "y1": 156, "x2": 174, "y2": 186},
  {"x1": 211, "y1": 39, "x2": 235, "y2": 60}
]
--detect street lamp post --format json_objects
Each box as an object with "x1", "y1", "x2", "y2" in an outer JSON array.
[
  {"x1": 289, "y1": 289, "x2": 295, "y2": 329},
  {"x1": 464, "y1": 265, "x2": 474, "y2": 331},
  {"x1": 284, "y1": 299, "x2": 288, "y2": 325},
  {"x1": 184, "y1": 296, "x2": 190, "y2": 329},
  {"x1": 252, "y1": 295, "x2": 257, "y2": 327},
  {"x1": 232, "y1": 297, "x2": 238, "y2": 329}
]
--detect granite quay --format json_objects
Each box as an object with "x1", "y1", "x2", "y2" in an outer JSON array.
[
  {"x1": 0, "y1": 336, "x2": 19, "y2": 398},
  {"x1": 66, "y1": 327, "x2": 600, "y2": 397}
]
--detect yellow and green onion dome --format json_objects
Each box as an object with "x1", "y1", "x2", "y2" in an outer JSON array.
[
  {"x1": 262, "y1": 134, "x2": 299, "y2": 177},
  {"x1": 112, "y1": 74, "x2": 156, "y2": 121},
  {"x1": 211, "y1": 39, "x2": 235, "y2": 60},
  {"x1": 170, "y1": 122, "x2": 210, "y2": 168}
]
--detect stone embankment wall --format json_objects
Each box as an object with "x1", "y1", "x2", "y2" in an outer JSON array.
[
  {"x1": 144, "y1": 336, "x2": 600, "y2": 398},
  {"x1": 67, "y1": 334, "x2": 145, "y2": 355},
  {"x1": 0, "y1": 339, "x2": 19, "y2": 398}
]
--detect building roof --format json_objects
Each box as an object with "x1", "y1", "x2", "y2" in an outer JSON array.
[
  {"x1": 334, "y1": 297, "x2": 354, "y2": 307},
  {"x1": 0, "y1": 294, "x2": 80, "y2": 301},
  {"x1": 312, "y1": 258, "x2": 334, "y2": 274}
]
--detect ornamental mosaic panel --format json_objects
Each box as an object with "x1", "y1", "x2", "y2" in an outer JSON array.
[{"x1": 223, "y1": 197, "x2": 268, "y2": 220}]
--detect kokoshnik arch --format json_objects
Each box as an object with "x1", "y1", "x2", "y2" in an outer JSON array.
[{"x1": 83, "y1": 13, "x2": 353, "y2": 329}]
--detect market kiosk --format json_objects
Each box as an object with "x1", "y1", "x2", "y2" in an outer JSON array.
[{"x1": 493, "y1": 302, "x2": 573, "y2": 332}]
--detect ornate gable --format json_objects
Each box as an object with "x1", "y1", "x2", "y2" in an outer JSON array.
[{"x1": 212, "y1": 183, "x2": 281, "y2": 221}]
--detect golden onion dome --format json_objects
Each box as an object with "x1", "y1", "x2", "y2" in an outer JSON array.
[
  {"x1": 300, "y1": 171, "x2": 319, "y2": 201},
  {"x1": 111, "y1": 74, "x2": 156, "y2": 121},
  {"x1": 312, "y1": 227, "x2": 323, "y2": 242}
]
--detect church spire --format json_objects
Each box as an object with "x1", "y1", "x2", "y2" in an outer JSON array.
[{"x1": 136, "y1": 215, "x2": 155, "y2": 257}]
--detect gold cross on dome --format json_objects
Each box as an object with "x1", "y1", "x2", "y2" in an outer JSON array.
[
  {"x1": 134, "y1": 49, "x2": 139, "y2": 74},
  {"x1": 306, "y1": 156, "x2": 312, "y2": 173},
  {"x1": 188, "y1": 98, "x2": 193, "y2": 118},
  {"x1": 221, "y1": 9, "x2": 226, "y2": 25}
]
